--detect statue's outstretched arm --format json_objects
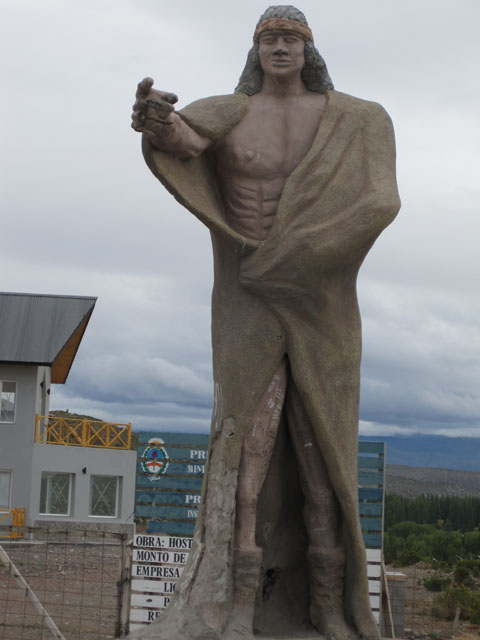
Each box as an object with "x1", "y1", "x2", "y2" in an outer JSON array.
[{"x1": 131, "y1": 77, "x2": 212, "y2": 160}]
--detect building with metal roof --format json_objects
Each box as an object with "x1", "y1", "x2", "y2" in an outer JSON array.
[
  {"x1": 0, "y1": 292, "x2": 136, "y2": 534},
  {"x1": 0, "y1": 292, "x2": 96, "y2": 383}
]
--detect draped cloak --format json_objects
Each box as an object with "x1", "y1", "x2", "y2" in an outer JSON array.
[{"x1": 131, "y1": 89, "x2": 401, "y2": 640}]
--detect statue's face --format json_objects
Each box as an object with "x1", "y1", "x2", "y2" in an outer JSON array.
[{"x1": 258, "y1": 29, "x2": 305, "y2": 79}]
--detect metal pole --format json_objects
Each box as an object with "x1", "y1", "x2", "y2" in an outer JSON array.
[{"x1": 116, "y1": 533, "x2": 132, "y2": 637}]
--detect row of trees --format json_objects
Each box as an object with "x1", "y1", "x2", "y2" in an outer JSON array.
[
  {"x1": 383, "y1": 494, "x2": 480, "y2": 624},
  {"x1": 385, "y1": 493, "x2": 480, "y2": 533},
  {"x1": 384, "y1": 521, "x2": 480, "y2": 565}
]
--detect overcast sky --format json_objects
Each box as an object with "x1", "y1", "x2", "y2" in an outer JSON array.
[{"x1": 2, "y1": 0, "x2": 479, "y2": 438}]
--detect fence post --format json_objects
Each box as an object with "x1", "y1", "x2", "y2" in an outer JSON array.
[{"x1": 116, "y1": 533, "x2": 132, "y2": 637}]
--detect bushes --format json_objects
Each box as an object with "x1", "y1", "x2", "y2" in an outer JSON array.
[
  {"x1": 384, "y1": 496, "x2": 480, "y2": 626},
  {"x1": 432, "y1": 586, "x2": 480, "y2": 624},
  {"x1": 423, "y1": 575, "x2": 450, "y2": 592},
  {"x1": 384, "y1": 521, "x2": 479, "y2": 566}
]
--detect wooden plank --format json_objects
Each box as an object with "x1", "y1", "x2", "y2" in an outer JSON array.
[
  {"x1": 130, "y1": 607, "x2": 169, "y2": 622},
  {"x1": 359, "y1": 503, "x2": 382, "y2": 516},
  {"x1": 358, "y1": 457, "x2": 384, "y2": 470},
  {"x1": 367, "y1": 564, "x2": 381, "y2": 578},
  {"x1": 132, "y1": 548, "x2": 189, "y2": 564},
  {"x1": 136, "y1": 431, "x2": 210, "y2": 446},
  {"x1": 131, "y1": 592, "x2": 175, "y2": 608},
  {"x1": 358, "y1": 471, "x2": 384, "y2": 486},
  {"x1": 135, "y1": 490, "x2": 202, "y2": 506},
  {"x1": 136, "y1": 461, "x2": 206, "y2": 476},
  {"x1": 131, "y1": 578, "x2": 180, "y2": 594},
  {"x1": 136, "y1": 476, "x2": 205, "y2": 490},
  {"x1": 366, "y1": 548, "x2": 381, "y2": 562},
  {"x1": 368, "y1": 579, "x2": 381, "y2": 594},
  {"x1": 138, "y1": 448, "x2": 208, "y2": 462},
  {"x1": 133, "y1": 534, "x2": 193, "y2": 550},
  {"x1": 358, "y1": 487, "x2": 383, "y2": 501},
  {"x1": 146, "y1": 520, "x2": 196, "y2": 536},
  {"x1": 359, "y1": 441, "x2": 385, "y2": 454},
  {"x1": 360, "y1": 517, "x2": 382, "y2": 532},
  {"x1": 369, "y1": 595, "x2": 380, "y2": 609},
  {"x1": 135, "y1": 505, "x2": 198, "y2": 520},
  {"x1": 132, "y1": 563, "x2": 184, "y2": 580},
  {"x1": 362, "y1": 532, "x2": 382, "y2": 548}
]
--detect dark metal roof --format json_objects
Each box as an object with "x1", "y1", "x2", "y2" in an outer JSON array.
[{"x1": 0, "y1": 292, "x2": 96, "y2": 382}]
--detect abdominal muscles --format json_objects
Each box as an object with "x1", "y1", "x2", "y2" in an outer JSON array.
[{"x1": 218, "y1": 173, "x2": 285, "y2": 241}]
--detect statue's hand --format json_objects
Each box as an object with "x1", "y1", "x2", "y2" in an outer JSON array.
[{"x1": 131, "y1": 77, "x2": 178, "y2": 135}]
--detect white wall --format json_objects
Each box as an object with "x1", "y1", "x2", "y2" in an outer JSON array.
[
  {"x1": 31, "y1": 443, "x2": 137, "y2": 524},
  {"x1": 0, "y1": 364, "x2": 45, "y2": 514}
]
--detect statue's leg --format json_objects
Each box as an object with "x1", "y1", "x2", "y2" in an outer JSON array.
[
  {"x1": 223, "y1": 359, "x2": 287, "y2": 640},
  {"x1": 285, "y1": 381, "x2": 354, "y2": 640},
  {"x1": 235, "y1": 358, "x2": 288, "y2": 552}
]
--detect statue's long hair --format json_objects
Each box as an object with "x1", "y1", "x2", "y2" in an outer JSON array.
[{"x1": 235, "y1": 5, "x2": 334, "y2": 96}]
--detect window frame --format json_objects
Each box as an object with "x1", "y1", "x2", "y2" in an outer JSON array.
[
  {"x1": 89, "y1": 475, "x2": 119, "y2": 519},
  {"x1": 0, "y1": 470, "x2": 12, "y2": 510},
  {"x1": 0, "y1": 380, "x2": 17, "y2": 424},
  {"x1": 39, "y1": 472, "x2": 73, "y2": 516}
]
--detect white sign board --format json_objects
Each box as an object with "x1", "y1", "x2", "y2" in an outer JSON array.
[{"x1": 129, "y1": 533, "x2": 192, "y2": 632}]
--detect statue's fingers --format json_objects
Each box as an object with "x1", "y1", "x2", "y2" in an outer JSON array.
[
  {"x1": 141, "y1": 98, "x2": 174, "y2": 114},
  {"x1": 158, "y1": 91, "x2": 178, "y2": 105},
  {"x1": 135, "y1": 77, "x2": 154, "y2": 99},
  {"x1": 131, "y1": 107, "x2": 147, "y2": 131},
  {"x1": 131, "y1": 119, "x2": 144, "y2": 132}
]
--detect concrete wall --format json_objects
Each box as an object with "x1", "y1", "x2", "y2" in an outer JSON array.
[
  {"x1": 0, "y1": 364, "x2": 48, "y2": 514},
  {"x1": 31, "y1": 442, "x2": 136, "y2": 525}
]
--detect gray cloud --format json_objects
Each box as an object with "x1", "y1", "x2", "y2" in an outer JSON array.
[{"x1": 2, "y1": 0, "x2": 480, "y2": 438}]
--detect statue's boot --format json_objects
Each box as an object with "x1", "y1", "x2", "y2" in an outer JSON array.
[
  {"x1": 222, "y1": 548, "x2": 262, "y2": 640},
  {"x1": 307, "y1": 545, "x2": 354, "y2": 640}
]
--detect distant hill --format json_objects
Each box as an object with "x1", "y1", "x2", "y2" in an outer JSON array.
[
  {"x1": 49, "y1": 410, "x2": 138, "y2": 450},
  {"x1": 50, "y1": 409, "x2": 103, "y2": 422},
  {"x1": 386, "y1": 464, "x2": 480, "y2": 498},
  {"x1": 360, "y1": 434, "x2": 480, "y2": 472}
]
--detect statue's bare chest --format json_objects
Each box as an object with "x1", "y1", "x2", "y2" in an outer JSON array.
[{"x1": 216, "y1": 93, "x2": 326, "y2": 179}]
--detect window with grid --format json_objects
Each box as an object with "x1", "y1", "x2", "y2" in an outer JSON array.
[
  {"x1": 0, "y1": 381, "x2": 16, "y2": 423},
  {"x1": 90, "y1": 475, "x2": 119, "y2": 517},
  {"x1": 0, "y1": 471, "x2": 11, "y2": 509},
  {"x1": 40, "y1": 472, "x2": 72, "y2": 515}
]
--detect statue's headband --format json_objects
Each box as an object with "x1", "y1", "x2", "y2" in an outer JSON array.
[{"x1": 253, "y1": 18, "x2": 313, "y2": 43}]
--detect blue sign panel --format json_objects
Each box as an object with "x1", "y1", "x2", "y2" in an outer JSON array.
[
  {"x1": 135, "y1": 432, "x2": 385, "y2": 548},
  {"x1": 135, "y1": 432, "x2": 209, "y2": 537}
]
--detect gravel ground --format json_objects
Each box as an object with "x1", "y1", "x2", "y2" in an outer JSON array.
[{"x1": 0, "y1": 536, "x2": 123, "y2": 640}]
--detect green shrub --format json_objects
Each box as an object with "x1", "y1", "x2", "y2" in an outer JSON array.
[
  {"x1": 454, "y1": 562, "x2": 474, "y2": 587},
  {"x1": 433, "y1": 585, "x2": 480, "y2": 623},
  {"x1": 432, "y1": 587, "x2": 457, "y2": 620},
  {"x1": 423, "y1": 576, "x2": 450, "y2": 592},
  {"x1": 396, "y1": 548, "x2": 420, "y2": 567}
]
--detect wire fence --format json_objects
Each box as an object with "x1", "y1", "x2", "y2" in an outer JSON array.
[
  {"x1": 1, "y1": 524, "x2": 478, "y2": 639},
  {"x1": 0, "y1": 525, "x2": 129, "y2": 640},
  {"x1": 386, "y1": 563, "x2": 480, "y2": 639}
]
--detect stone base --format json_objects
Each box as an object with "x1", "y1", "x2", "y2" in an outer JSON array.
[{"x1": 256, "y1": 634, "x2": 323, "y2": 639}]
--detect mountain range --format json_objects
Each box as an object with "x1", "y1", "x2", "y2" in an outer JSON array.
[{"x1": 359, "y1": 434, "x2": 480, "y2": 472}]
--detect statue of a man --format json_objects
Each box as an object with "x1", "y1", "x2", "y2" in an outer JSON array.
[{"x1": 129, "y1": 6, "x2": 400, "y2": 640}]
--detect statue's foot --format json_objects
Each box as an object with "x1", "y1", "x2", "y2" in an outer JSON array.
[
  {"x1": 221, "y1": 611, "x2": 255, "y2": 640},
  {"x1": 314, "y1": 615, "x2": 357, "y2": 640}
]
